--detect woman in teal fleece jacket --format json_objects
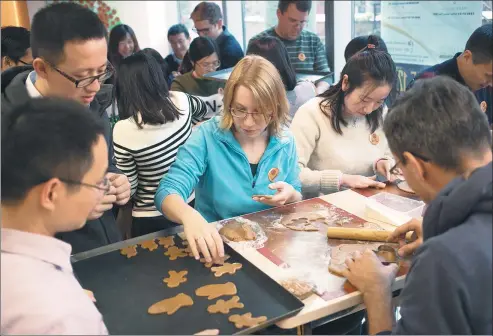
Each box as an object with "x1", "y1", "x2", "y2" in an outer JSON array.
[{"x1": 155, "y1": 55, "x2": 302, "y2": 263}]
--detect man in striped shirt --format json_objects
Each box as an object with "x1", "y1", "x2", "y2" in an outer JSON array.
[{"x1": 250, "y1": 0, "x2": 330, "y2": 73}]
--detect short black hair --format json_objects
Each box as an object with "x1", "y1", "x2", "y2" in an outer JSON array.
[
  {"x1": 1, "y1": 98, "x2": 105, "y2": 204},
  {"x1": 247, "y1": 36, "x2": 297, "y2": 91},
  {"x1": 465, "y1": 24, "x2": 493, "y2": 64},
  {"x1": 319, "y1": 35, "x2": 397, "y2": 135},
  {"x1": 1, "y1": 26, "x2": 31, "y2": 63},
  {"x1": 108, "y1": 24, "x2": 140, "y2": 68},
  {"x1": 116, "y1": 50, "x2": 182, "y2": 128},
  {"x1": 188, "y1": 36, "x2": 218, "y2": 63},
  {"x1": 168, "y1": 24, "x2": 190, "y2": 40},
  {"x1": 30, "y1": 2, "x2": 107, "y2": 64},
  {"x1": 278, "y1": 0, "x2": 312, "y2": 14},
  {"x1": 344, "y1": 35, "x2": 388, "y2": 62},
  {"x1": 191, "y1": 2, "x2": 223, "y2": 24},
  {"x1": 384, "y1": 76, "x2": 492, "y2": 172}
]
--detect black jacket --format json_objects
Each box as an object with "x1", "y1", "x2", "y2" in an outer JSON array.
[
  {"x1": 1, "y1": 67, "x2": 123, "y2": 254},
  {"x1": 394, "y1": 162, "x2": 492, "y2": 334},
  {"x1": 216, "y1": 26, "x2": 244, "y2": 70}
]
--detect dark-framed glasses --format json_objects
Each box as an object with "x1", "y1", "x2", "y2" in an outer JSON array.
[
  {"x1": 230, "y1": 108, "x2": 272, "y2": 122},
  {"x1": 18, "y1": 59, "x2": 32, "y2": 66},
  {"x1": 46, "y1": 61, "x2": 115, "y2": 88},
  {"x1": 197, "y1": 60, "x2": 221, "y2": 70},
  {"x1": 390, "y1": 152, "x2": 431, "y2": 175},
  {"x1": 39, "y1": 176, "x2": 111, "y2": 193}
]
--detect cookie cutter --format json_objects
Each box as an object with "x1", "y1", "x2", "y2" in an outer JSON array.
[{"x1": 373, "y1": 245, "x2": 401, "y2": 264}]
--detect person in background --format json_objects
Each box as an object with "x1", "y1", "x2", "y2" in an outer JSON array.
[
  {"x1": 1, "y1": 26, "x2": 33, "y2": 71},
  {"x1": 113, "y1": 51, "x2": 222, "y2": 237},
  {"x1": 1, "y1": 98, "x2": 109, "y2": 334},
  {"x1": 155, "y1": 55, "x2": 302, "y2": 263},
  {"x1": 246, "y1": 36, "x2": 316, "y2": 119},
  {"x1": 190, "y1": 1, "x2": 243, "y2": 70},
  {"x1": 142, "y1": 48, "x2": 169, "y2": 79},
  {"x1": 344, "y1": 76, "x2": 492, "y2": 335},
  {"x1": 107, "y1": 24, "x2": 141, "y2": 85},
  {"x1": 291, "y1": 36, "x2": 398, "y2": 200},
  {"x1": 171, "y1": 36, "x2": 224, "y2": 109},
  {"x1": 1, "y1": 2, "x2": 130, "y2": 254},
  {"x1": 251, "y1": 0, "x2": 329, "y2": 74},
  {"x1": 164, "y1": 24, "x2": 192, "y2": 86},
  {"x1": 408, "y1": 24, "x2": 493, "y2": 125},
  {"x1": 344, "y1": 35, "x2": 388, "y2": 62}
]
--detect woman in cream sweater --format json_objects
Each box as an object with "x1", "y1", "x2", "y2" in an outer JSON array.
[{"x1": 291, "y1": 36, "x2": 399, "y2": 199}]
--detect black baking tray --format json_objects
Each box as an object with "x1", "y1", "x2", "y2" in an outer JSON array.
[
  {"x1": 71, "y1": 229, "x2": 304, "y2": 335},
  {"x1": 203, "y1": 67, "x2": 333, "y2": 85}
]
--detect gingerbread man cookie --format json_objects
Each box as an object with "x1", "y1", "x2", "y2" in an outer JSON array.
[
  {"x1": 164, "y1": 246, "x2": 188, "y2": 260},
  {"x1": 148, "y1": 293, "x2": 193, "y2": 315},
  {"x1": 195, "y1": 282, "x2": 237, "y2": 300},
  {"x1": 157, "y1": 236, "x2": 175, "y2": 248},
  {"x1": 140, "y1": 239, "x2": 159, "y2": 251},
  {"x1": 120, "y1": 245, "x2": 138, "y2": 258},
  {"x1": 199, "y1": 254, "x2": 231, "y2": 268},
  {"x1": 163, "y1": 270, "x2": 188, "y2": 288},
  {"x1": 207, "y1": 295, "x2": 244, "y2": 314},
  {"x1": 229, "y1": 313, "x2": 267, "y2": 328},
  {"x1": 211, "y1": 262, "x2": 243, "y2": 277}
]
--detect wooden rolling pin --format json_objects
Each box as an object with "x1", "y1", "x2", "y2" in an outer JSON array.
[{"x1": 327, "y1": 227, "x2": 413, "y2": 242}]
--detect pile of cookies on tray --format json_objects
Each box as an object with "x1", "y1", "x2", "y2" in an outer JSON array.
[{"x1": 119, "y1": 235, "x2": 267, "y2": 330}]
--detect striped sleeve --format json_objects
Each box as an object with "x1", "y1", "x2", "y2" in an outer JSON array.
[
  {"x1": 113, "y1": 142, "x2": 139, "y2": 196},
  {"x1": 186, "y1": 94, "x2": 208, "y2": 125}
]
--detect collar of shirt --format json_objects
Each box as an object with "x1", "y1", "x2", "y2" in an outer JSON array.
[
  {"x1": 25, "y1": 71, "x2": 43, "y2": 98},
  {"x1": 215, "y1": 25, "x2": 231, "y2": 45},
  {"x1": 171, "y1": 53, "x2": 183, "y2": 65},
  {"x1": 1, "y1": 228, "x2": 73, "y2": 272},
  {"x1": 443, "y1": 52, "x2": 466, "y2": 86}
]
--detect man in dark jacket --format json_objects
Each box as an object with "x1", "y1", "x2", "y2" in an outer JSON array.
[
  {"x1": 190, "y1": 2, "x2": 243, "y2": 70},
  {"x1": 342, "y1": 76, "x2": 492, "y2": 335},
  {"x1": 407, "y1": 24, "x2": 492, "y2": 125},
  {"x1": 1, "y1": 2, "x2": 130, "y2": 254}
]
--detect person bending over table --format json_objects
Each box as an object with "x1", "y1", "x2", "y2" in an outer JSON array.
[
  {"x1": 343, "y1": 76, "x2": 492, "y2": 335},
  {"x1": 155, "y1": 55, "x2": 302, "y2": 263},
  {"x1": 290, "y1": 36, "x2": 398, "y2": 200}
]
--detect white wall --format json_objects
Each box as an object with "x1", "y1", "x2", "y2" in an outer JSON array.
[{"x1": 333, "y1": 1, "x2": 353, "y2": 82}]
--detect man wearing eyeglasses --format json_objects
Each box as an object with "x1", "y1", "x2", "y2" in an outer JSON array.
[
  {"x1": 1, "y1": 2, "x2": 130, "y2": 254},
  {"x1": 190, "y1": 2, "x2": 244, "y2": 70}
]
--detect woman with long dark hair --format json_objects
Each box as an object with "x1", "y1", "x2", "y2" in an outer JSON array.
[
  {"x1": 246, "y1": 36, "x2": 316, "y2": 119},
  {"x1": 108, "y1": 24, "x2": 140, "y2": 69},
  {"x1": 112, "y1": 50, "x2": 221, "y2": 237},
  {"x1": 291, "y1": 35, "x2": 399, "y2": 199}
]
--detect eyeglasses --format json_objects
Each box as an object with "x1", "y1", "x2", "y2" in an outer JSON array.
[
  {"x1": 46, "y1": 61, "x2": 115, "y2": 88},
  {"x1": 192, "y1": 27, "x2": 211, "y2": 34},
  {"x1": 230, "y1": 108, "x2": 272, "y2": 122},
  {"x1": 59, "y1": 176, "x2": 111, "y2": 193},
  {"x1": 18, "y1": 59, "x2": 32, "y2": 66},
  {"x1": 196, "y1": 60, "x2": 221, "y2": 70},
  {"x1": 390, "y1": 152, "x2": 430, "y2": 175}
]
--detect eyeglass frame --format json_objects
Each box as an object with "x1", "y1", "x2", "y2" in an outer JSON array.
[
  {"x1": 39, "y1": 176, "x2": 111, "y2": 193},
  {"x1": 45, "y1": 60, "x2": 115, "y2": 88},
  {"x1": 230, "y1": 108, "x2": 273, "y2": 122},
  {"x1": 18, "y1": 59, "x2": 32, "y2": 66},
  {"x1": 390, "y1": 152, "x2": 430, "y2": 175},
  {"x1": 195, "y1": 59, "x2": 221, "y2": 70}
]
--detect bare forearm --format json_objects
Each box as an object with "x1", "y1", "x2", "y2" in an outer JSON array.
[
  {"x1": 161, "y1": 194, "x2": 196, "y2": 224},
  {"x1": 364, "y1": 290, "x2": 394, "y2": 335}
]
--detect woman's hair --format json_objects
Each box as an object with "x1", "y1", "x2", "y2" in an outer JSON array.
[
  {"x1": 1, "y1": 26, "x2": 30, "y2": 64},
  {"x1": 115, "y1": 50, "x2": 182, "y2": 128},
  {"x1": 221, "y1": 55, "x2": 290, "y2": 137},
  {"x1": 141, "y1": 47, "x2": 168, "y2": 77},
  {"x1": 344, "y1": 35, "x2": 388, "y2": 61},
  {"x1": 246, "y1": 36, "x2": 297, "y2": 91},
  {"x1": 179, "y1": 51, "x2": 193, "y2": 74},
  {"x1": 108, "y1": 24, "x2": 140, "y2": 68},
  {"x1": 319, "y1": 35, "x2": 397, "y2": 135},
  {"x1": 187, "y1": 36, "x2": 218, "y2": 66}
]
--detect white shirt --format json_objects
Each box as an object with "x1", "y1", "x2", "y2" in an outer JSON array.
[{"x1": 25, "y1": 71, "x2": 42, "y2": 98}]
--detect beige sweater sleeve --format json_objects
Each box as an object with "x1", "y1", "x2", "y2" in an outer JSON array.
[{"x1": 291, "y1": 102, "x2": 342, "y2": 195}]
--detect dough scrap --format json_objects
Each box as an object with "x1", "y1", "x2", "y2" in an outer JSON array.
[
  {"x1": 211, "y1": 262, "x2": 242, "y2": 277},
  {"x1": 157, "y1": 236, "x2": 175, "y2": 248},
  {"x1": 120, "y1": 245, "x2": 138, "y2": 258},
  {"x1": 219, "y1": 222, "x2": 256, "y2": 242},
  {"x1": 279, "y1": 279, "x2": 314, "y2": 300},
  {"x1": 148, "y1": 293, "x2": 193, "y2": 315},
  {"x1": 207, "y1": 296, "x2": 244, "y2": 314},
  {"x1": 328, "y1": 243, "x2": 381, "y2": 277},
  {"x1": 195, "y1": 282, "x2": 237, "y2": 300},
  {"x1": 163, "y1": 270, "x2": 188, "y2": 288},
  {"x1": 140, "y1": 239, "x2": 158, "y2": 251},
  {"x1": 164, "y1": 246, "x2": 188, "y2": 260},
  {"x1": 280, "y1": 212, "x2": 327, "y2": 232},
  {"x1": 229, "y1": 313, "x2": 267, "y2": 329}
]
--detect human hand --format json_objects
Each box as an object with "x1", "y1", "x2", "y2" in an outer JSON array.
[
  {"x1": 387, "y1": 218, "x2": 423, "y2": 257},
  {"x1": 341, "y1": 249, "x2": 398, "y2": 296},
  {"x1": 252, "y1": 181, "x2": 299, "y2": 207},
  {"x1": 194, "y1": 329, "x2": 219, "y2": 335},
  {"x1": 87, "y1": 185, "x2": 117, "y2": 220},
  {"x1": 108, "y1": 173, "x2": 131, "y2": 205},
  {"x1": 182, "y1": 209, "x2": 224, "y2": 264},
  {"x1": 375, "y1": 159, "x2": 400, "y2": 183},
  {"x1": 341, "y1": 174, "x2": 386, "y2": 189},
  {"x1": 84, "y1": 289, "x2": 96, "y2": 303}
]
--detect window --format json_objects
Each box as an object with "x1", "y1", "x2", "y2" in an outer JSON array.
[
  {"x1": 242, "y1": 1, "x2": 326, "y2": 48},
  {"x1": 352, "y1": 1, "x2": 492, "y2": 91},
  {"x1": 177, "y1": 0, "x2": 223, "y2": 39}
]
